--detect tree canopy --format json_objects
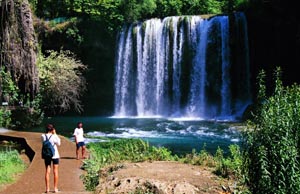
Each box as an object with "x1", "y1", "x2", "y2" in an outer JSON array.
[{"x1": 29, "y1": 0, "x2": 249, "y2": 32}]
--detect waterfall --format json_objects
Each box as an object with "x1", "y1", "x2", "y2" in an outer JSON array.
[
  {"x1": 114, "y1": 25, "x2": 135, "y2": 116},
  {"x1": 220, "y1": 16, "x2": 231, "y2": 117},
  {"x1": 187, "y1": 17, "x2": 208, "y2": 117},
  {"x1": 114, "y1": 12, "x2": 251, "y2": 120}
]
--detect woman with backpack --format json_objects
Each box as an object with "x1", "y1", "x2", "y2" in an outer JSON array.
[{"x1": 41, "y1": 123, "x2": 61, "y2": 193}]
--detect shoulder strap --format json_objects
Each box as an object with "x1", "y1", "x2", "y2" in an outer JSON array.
[{"x1": 44, "y1": 134, "x2": 53, "y2": 141}]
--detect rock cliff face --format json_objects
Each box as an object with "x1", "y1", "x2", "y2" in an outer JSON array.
[{"x1": 0, "y1": 0, "x2": 38, "y2": 98}]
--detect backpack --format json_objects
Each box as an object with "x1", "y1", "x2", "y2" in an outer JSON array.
[{"x1": 42, "y1": 134, "x2": 55, "y2": 159}]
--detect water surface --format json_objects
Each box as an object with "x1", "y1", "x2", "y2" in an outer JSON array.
[{"x1": 33, "y1": 116, "x2": 244, "y2": 156}]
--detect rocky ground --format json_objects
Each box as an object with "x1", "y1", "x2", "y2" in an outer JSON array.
[{"x1": 95, "y1": 161, "x2": 236, "y2": 194}]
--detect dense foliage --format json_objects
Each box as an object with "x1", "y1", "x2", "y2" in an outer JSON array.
[
  {"x1": 0, "y1": 0, "x2": 89, "y2": 127},
  {"x1": 0, "y1": 48, "x2": 86, "y2": 128},
  {"x1": 30, "y1": 0, "x2": 249, "y2": 32},
  {"x1": 37, "y1": 50, "x2": 87, "y2": 115},
  {"x1": 0, "y1": 67, "x2": 44, "y2": 129},
  {"x1": 0, "y1": 70, "x2": 19, "y2": 106},
  {"x1": 0, "y1": 108, "x2": 11, "y2": 127},
  {"x1": 245, "y1": 67, "x2": 300, "y2": 194}
]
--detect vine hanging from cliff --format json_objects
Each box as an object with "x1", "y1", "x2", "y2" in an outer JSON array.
[{"x1": 0, "y1": 0, "x2": 39, "y2": 100}]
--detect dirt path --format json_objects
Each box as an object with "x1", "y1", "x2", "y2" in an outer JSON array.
[{"x1": 0, "y1": 129, "x2": 92, "y2": 194}]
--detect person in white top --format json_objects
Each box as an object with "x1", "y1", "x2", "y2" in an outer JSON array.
[
  {"x1": 41, "y1": 123, "x2": 61, "y2": 193},
  {"x1": 73, "y1": 122, "x2": 86, "y2": 159}
]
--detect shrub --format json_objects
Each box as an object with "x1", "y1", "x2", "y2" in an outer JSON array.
[
  {"x1": 37, "y1": 50, "x2": 87, "y2": 115},
  {"x1": 9, "y1": 94, "x2": 44, "y2": 130},
  {"x1": 0, "y1": 108, "x2": 11, "y2": 127},
  {"x1": 0, "y1": 70, "x2": 19, "y2": 105},
  {"x1": 215, "y1": 144, "x2": 243, "y2": 178},
  {"x1": 245, "y1": 67, "x2": 300, "y2": 194}
]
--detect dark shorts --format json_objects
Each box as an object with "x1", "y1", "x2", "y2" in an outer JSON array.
[
  {"x1": 76, "y1": 141, "x2": 85, "y2": 149},
  {"x1": 44, "y1": 158, "x2": 59, "y2": 166}
]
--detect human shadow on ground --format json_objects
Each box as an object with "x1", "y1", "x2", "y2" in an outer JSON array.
[{"x1": 60, "y1": 156, "x2": 77, "y2": 159}]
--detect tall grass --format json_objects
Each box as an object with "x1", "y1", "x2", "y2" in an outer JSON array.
[{"x1": 0, "y1": 150, "x2": 26, "y2": 188}]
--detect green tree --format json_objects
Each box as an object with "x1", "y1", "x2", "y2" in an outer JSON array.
[
  {"x1": 31, "y1": 0, "x2": 248, "y2": 33},
  {"x1": 155, "y1": 0, "x2": 183, "y2": 17},
  {"x1": 140, "y1": 0, "x2": 157, "y2": 19},
  {"x1": 37, "y1": 50, "x2": 87, "y2": 115}
]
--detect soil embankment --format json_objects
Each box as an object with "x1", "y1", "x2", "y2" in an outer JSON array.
[{"x1": 95, "y1": 161, "x2": 233, "y2": 194}]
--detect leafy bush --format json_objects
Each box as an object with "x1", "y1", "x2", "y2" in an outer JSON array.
[
  {"x1": 0, "y1": 70, "x2": 19, "y2": 105},
  {"x1": 214, "y1": 144, "x2": 243, "y2": 178},
  {"x1": 0, "y1": 108, "x2": 11, "y2": 128},
  {"x1": 245, "y1": 67, "x2": 300, "y2": 194},
  {"x1": 37, "y1": 50, "x2": 87, "y2": 115},
  {"x1": 10, "y1": 94, "x2": 44, "y2": 130}
]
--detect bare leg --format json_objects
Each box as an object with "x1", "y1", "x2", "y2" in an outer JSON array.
[
  {"x1": 45, "y1": 165, "x2": 51, "y2": 192},
  {"x1": 82, "y1": 145, "x2": 86, "y2": 159},
  {"x1": 53, "y1": 164, "x2": 59, "y2": 192},
  {"x1": 76, "y1": 147, "x2": 79, "y2": 159}
]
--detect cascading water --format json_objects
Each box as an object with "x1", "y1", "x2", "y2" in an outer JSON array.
[{"x1": 114, "y1": 12, "x2": 251, "y2": 120}]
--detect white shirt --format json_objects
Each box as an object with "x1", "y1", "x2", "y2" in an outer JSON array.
[
  {"x1": 73, "y1": 128, "x2": 85, "y2": 143},
  {"x1": 41, "y1": 133, "x2": 61, "y2": 159}
]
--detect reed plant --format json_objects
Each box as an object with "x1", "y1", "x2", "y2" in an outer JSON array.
[{"x1": 244, "y1": 67, "x2": 300, "y2": 194}]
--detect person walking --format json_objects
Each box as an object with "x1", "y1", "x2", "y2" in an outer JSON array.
[
  {"x1": 41, "y1": 124, "x2": 61, "y2": 193},
  {"x1": 73, "y1": 122, "x2": 86, "y2": 160}
]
